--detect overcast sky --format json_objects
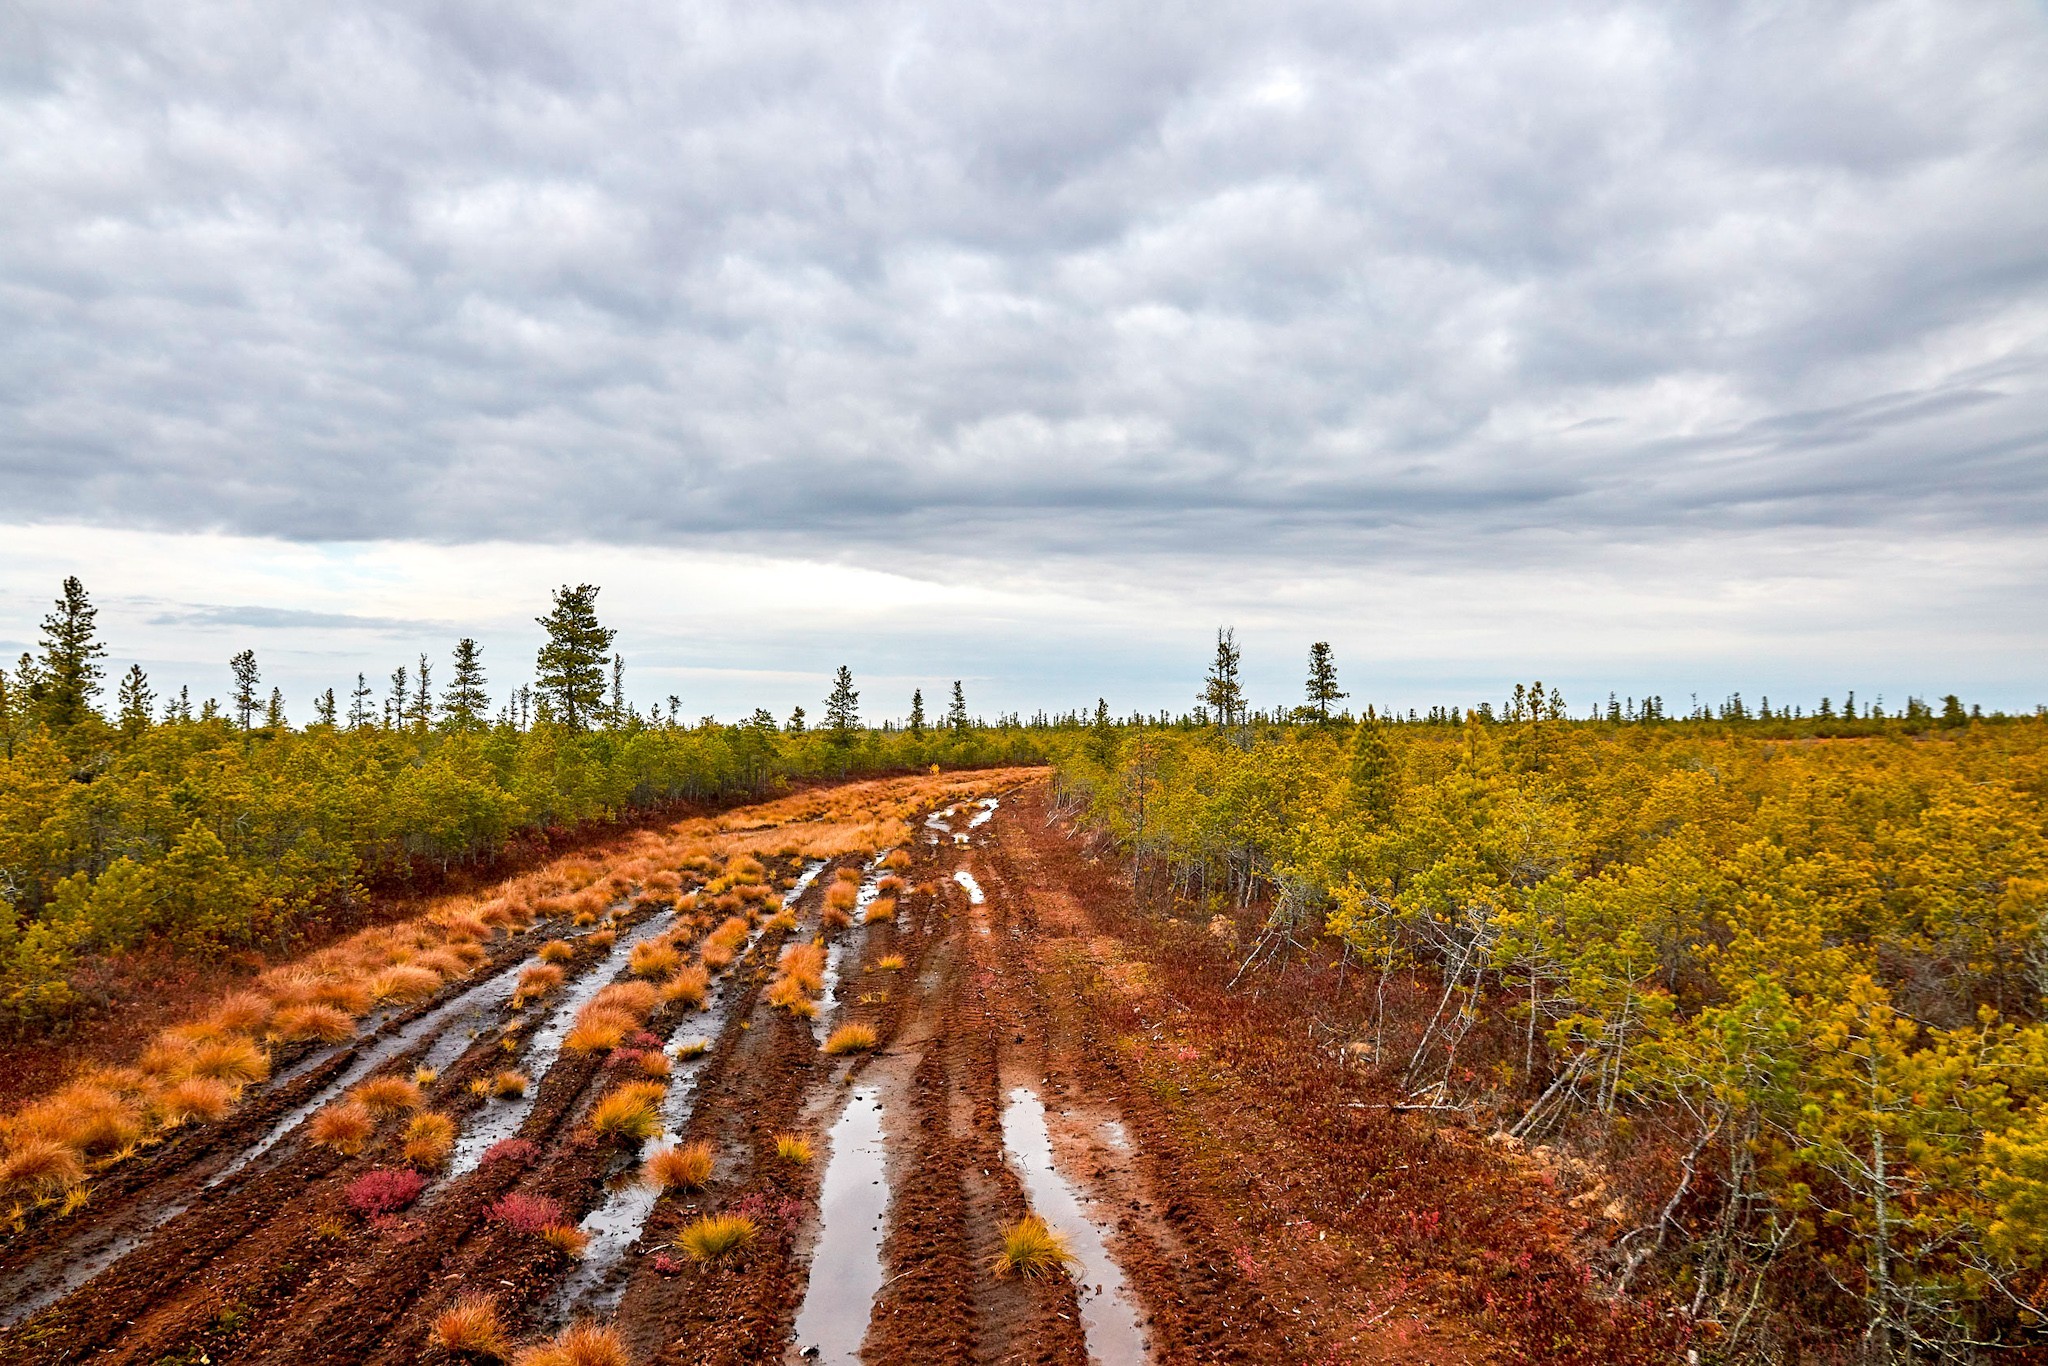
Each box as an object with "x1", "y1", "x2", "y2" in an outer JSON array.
[{"x1": 3, "y1": 1, "x2": 2045, "y2": 720}]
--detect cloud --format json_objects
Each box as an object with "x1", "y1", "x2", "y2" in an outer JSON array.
[
  {"x1": 1, "y1": 1, "x2": 2045, "y2": 708},
  {"x1": 143, "y1": 604, "x2": 444, "y2": 633}
]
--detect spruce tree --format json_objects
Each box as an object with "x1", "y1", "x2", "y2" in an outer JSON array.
[
  {"x1": 1347, "y1": 708, "x2": 1399, "y2": 824},
  {"x1": 408, "y1": 655, "x2": 432, "y2": 730},
  {"x1": 825, "y1": 666, "x2": 860, "y2": 740},
  {"x1": 1304, "y1": 641, "x2": 1345, "y2": 722},
  {"x1": 1201, "y1": 628, "x2": 1244, "y2": 730},
  {"x1": 1089, "y1": 697, "x2": 1114, "y2": 764},
  {"x1": 787, "y1": 704, "x2": 806, "y2": 734},
  {"x1": 441, "y1": 639, "x2": 488, "y2": 729},
  {"x1": 908, "y1": 688, "x2": 926, "y2": 736},
  {"x1": 534, "y1": 584, "x2": 614, "y2": 730},
  {"x1": 37, "y1": 576, "x2": 107, "y2": 730},
  {"x1": 948, "y1": 681, "x2": 969, "y2": 732},
  {"x1": 348, "y1": 673, "x2": 374, "y2": 729},
  {"x1": 265, "y1": 687, "x2": 286, "y2": 731},
  {"x1": 230, "y1": 650, "x2": 262, "y2": 731},
  {"x1": 610, "y1": 654, "x2": 626, "y2": 727},
  {"x1": 314, "y1": 688, "x2": 338, "y2": 727},
  {"x1": 386, "y1": 665, "x2": 407, "y2": 727},
  {"x1": 116, "y1": 664, "x2": 155, "y2": 738}
]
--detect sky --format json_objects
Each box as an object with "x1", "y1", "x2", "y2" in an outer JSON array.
[{"x1": 2, "y1": 0, "x2": 2045, "y2": 721}]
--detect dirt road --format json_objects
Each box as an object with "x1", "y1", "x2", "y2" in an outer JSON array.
[{"x1": 0, "y1": 775, "x2": 1680, "y2": 1364}]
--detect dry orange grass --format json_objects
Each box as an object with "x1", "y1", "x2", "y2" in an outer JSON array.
[
  {"x1": 777, "y1": 941, "x2": 826, "y2": 993},
  {"x1": 661, "y1": 964, "x2": 709, "y2": 1008},
  {"x1": 591, "y1": 980, "x2": 659, "y2": 1021},
  {"x1": 269, "y1": 1004, "x2": 355, "y2": 1044},
  {"x1": 822, "y1": 1023, "x2": 879, "y2": 1055},
  {"x1": 309, "y1": 1101, "x2": 376, "y2": 1155},
  {"x1": 564, "y1": 1011, "x2": 633, "y2": 1054},
  {"x1": 881, "y1": 848, "x2": 912, "y2": 871},
  {"x1": 516, "y1": 963, "x2": 565, "y2": 1003},
  {"x1": 539, "y1": 1223, "x2": 592, "y2": 1258},
  {"x1": 352, "y1": 1076, "x2": 424, "y2": 1114},
  {"x1": 675, "y1": 1212, "x2": 757, "y2": 1261},
  {"x1": 156, "y1": 1076, "x2": 234, "y2": 1126},
  {"x1": 642, "y1": 1141, "x2": 714, "y2": 1192},
  {"x1": 628, "y1": 941, "x2": 682, "y2": 980},
  {"x1": 491, "y1": 1070, "x2": 530, "y2": 1099},
  {"x1": 0, "y1": 1138, "x2": 86, "y2": 1192},
  {"x1": 772, "y1": 1132, "x2": 813, "y2": 1164},
  {"x1": 368, "y1": 964, "x2": 443, "y2": 1004},
  {"x1": 876, "y1": 874, "x2": 907, "y2": 895},
  {"x1": 537, "y1": 939, "x2": 576, "y2": 965},
  {"x1": 588, "y1": 1082, "x2": 666, "y2": 1144},
  {"x1": 402, "y1": 1111, "x2": 456, "y2": 1168},
  {"x1": 863, "y1": 897, "x2": 896, "y2": 924},
  {"x1": 431, "y1": 1293, "x2": 508, "y2": 1357},
  {"x1": 511, "y1": 1321, "x2": 626, "y2": 1366},
  {"x1": 824, "y1": 882, "x2": 859, "y2": 914}
]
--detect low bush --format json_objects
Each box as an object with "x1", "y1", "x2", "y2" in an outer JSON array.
[
  {"x1": 490, "y1": 1190, "x2": 564, "y2": 1234},
  {"x1": 481, "y1": 1137, "x2": 539, "y2": 1168},
  {"x1": 346, "y1": 1167, "x2": 426, "y2": 1217}
]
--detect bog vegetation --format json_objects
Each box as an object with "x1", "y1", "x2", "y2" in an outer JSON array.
[
  {"x1": 0, "y1": 578, "x2": 1048, "y2": 1032},
  {"x1": 1053, "y1": 636, "x2": 2048, "y2": 1360}
]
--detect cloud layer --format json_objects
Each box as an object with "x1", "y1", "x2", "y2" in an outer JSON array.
[{"x1": 2, "y1": 1, "x2": 2045, "y2": 709}]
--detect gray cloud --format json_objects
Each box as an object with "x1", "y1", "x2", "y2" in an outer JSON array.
[
  {"x1": 1, "y1": 0, "x2": 2045, "y2": 579},
  {"x1": 143, "y1": 604, "x2": 444, "y2": 633}
]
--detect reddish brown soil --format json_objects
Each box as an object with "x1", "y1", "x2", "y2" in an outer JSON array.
[{"x1": 1, "y1": 775, "x2": 1684, "y2": 1365}]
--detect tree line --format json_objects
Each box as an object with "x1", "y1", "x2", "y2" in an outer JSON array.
[{"x1": 0, "y1": 579, "x2": 1043, "y2": 1031}]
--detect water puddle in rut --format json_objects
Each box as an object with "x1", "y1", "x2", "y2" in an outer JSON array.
[
  {"x1": 442, "y1": 911, "x2": 680, "y2": 1181},
  {"x1": 789, "y1": 1086, "x2": 890, "y2": 1364},
  {"x1": 1001, "y1": 1087, "x2": 1149, "y2": 1365},
  {"x1": 542, "y1": 862, "x2": 828, "y2": 1317}
]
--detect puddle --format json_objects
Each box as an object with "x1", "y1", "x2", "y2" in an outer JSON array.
[
  {"x1": 967, "y1": 798, "x2": 999, "y2": 829},
  {"x1": 537, "y1": 865, "x2": 826, "y2": 1318},
  {"x1": 814, "y1": 859, "x2": 882, "y2": 1042},
  {"x1": 442, "y1": 911, "x2": 680, "y2": 1181},
  {"x1": 789, "y1": 1086, "x2": 890, "y2": 1364},
  {"x1": 1001, "y1": 1088, "x2": 1149, "y2": 1365},
  {"x1": 952, "y1": 871, "x2": 985, "y2": 905},
  {"x1": 1101, "y1": 1119, "x2": 1131, "y2": 1151}
]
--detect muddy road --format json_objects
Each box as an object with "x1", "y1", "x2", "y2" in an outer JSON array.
[{"x1": 2, "y1": 775, "x2": 1679, "y2": 1364}]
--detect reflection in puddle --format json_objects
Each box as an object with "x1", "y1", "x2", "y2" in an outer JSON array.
[
  {"x1": 952, "y1": 870, "x2": 985, "y2": 904},
  {"x1": 443, "y1": 911, "x2": 679, "y2": 1180},
  {"x1": 1001, "y1": 1088, "x2": 1149, "y2": 1366},
  {"x1": 789, "y1": 1087, "x2": 890, "y2": 1365},
  {"x1": 543, "y1": 861, "x2": 825, "y2": 1319}
]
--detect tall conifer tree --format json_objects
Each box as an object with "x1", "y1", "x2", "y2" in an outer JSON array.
[
  {"x1": 534, "y1": 585, "x2": 614, "y2": 730},
  {"x1": 38, "y1": 576, "x2": 106, "y2": 730}
]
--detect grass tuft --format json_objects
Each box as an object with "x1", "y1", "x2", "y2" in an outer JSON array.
[
  {"x1": 0, "y1": 1138, "x2": 85, "y2": 1192},
  {"x1": 822, "y1": 1023, "x2": 879, "y2": 1055},
  {"x1": 352, "y1": 1076, "x2": 424, "y2": 1114},
  {"x1": 660, "y1": 965, "x2": 709, "y2": 1008},
  {"x1": 510, "y1": 1320, "x2": 629, "y2": 1366},
  {"x1": 642, "y1": 1141, "x2": 715, "y2": 1192},
  {"x1": 269, "y1": 1004, "x2": 356, "y2": 1044},
  {"x1": 539, "y1": 1222, "x2": 592, "y2": 1258},
  {"x1": 157, "y1": 1076, "x2": 234, "y2": 1126},
  {"x1": 772, "y1": 1132, "x2": 813, "y2": 1164},
  {"x1": 403, "y1": 1111, "x2": 456, "y2": 1168},
  {"x1": 588, "y1": 1082, "x2": 666, "y2": 1145},
  {"x1": 431, "y1": 1293, "x2": 507, "y2": 1358},
  {"x1": 875, "y1": 955, "x2": 905, "y2": 971},
  {"x1": 989, "y1": 1216, "x2": 1078, "y2": 1279},
  {"x1": 674, "y1": 1212, "x2": 757, "y2": 1261},
  {"x1": 309, "y1": 1100, "x2": 377, "y2": 1154},
  {"x1": 491, "y1": 1070, "x2": 530, "y2": 1099},
  {"x1": 863, "y1": 897, "x2": 896, "y2": 924},
  {"x1": 537, "y1": 940, "x2": 576, "y2": 965}
]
